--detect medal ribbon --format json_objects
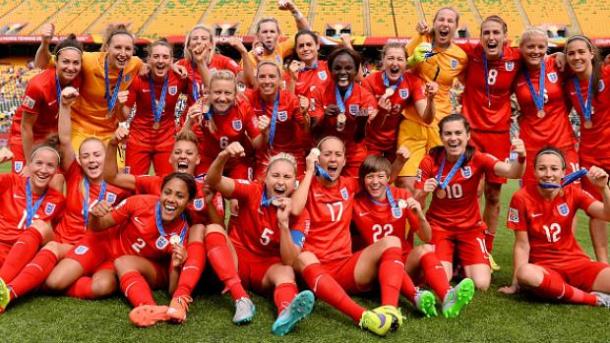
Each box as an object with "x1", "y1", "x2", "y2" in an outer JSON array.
[
  {"x1": 149, "y1": 74, "x2": 169, "y2": 124},
  {"x1": 539, "y1": 168, "x2": 588, "y2": 189},
  {"x1": 572, "y1": 74, "x2": 594, "y2": 124},
  {"x1": 335, "y1": 83, "x2": 353, "y2": 114},
  {"x1": 25, "y1": 177, "x2": 47, "y2": 227},
  {"x1": 83, "y1": 178, "x2": 107, "y2": 228},
  {"x1": 260, "y1": 189, "x2": 277, "y2": 207},
  {"x1": 523, "y1": 62, "x2": 546, "y2": 112},
  {"x1": 482, "y1": 53, "x2": 492, "y2": 108},
  {"x1": 315, "y1": 164, "x2": 332, "y2": 181},
  {"x1": 104, "y1": 58, "x2": 124, "y2": 113},
  {"x1": 382, "y1": 72, "x2": 403, "y2": 92},
  {"x1": 262, "y1": 92, "x2": 280, "y2": 148},
  {"x1": 155, "y1": 201, "x2": 188, "y2": 244},
  {"x1": 55, "y1": 73, "x2": 62, "y2": 107},
  {"x1": 435, "y1": 154, "x2": 466, "y2": 190}
]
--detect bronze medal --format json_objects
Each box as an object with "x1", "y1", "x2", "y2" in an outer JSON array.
[
  {"x1": 436, "y1": 188, "x2": 446, "y2": 199},
  {"x1": 536, "y1": 109, "x2": 545, "y2": 118},
  {"x1": 584, "y1": 120, "x2": 592, "y2": 129},
  {"x1": 153, "y1": 122, "x2": 160, "y2": 130}
]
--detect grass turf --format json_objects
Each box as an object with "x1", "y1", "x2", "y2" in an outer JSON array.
[{"x1": 0, "y1": 162, "x2": 608, "y2": 342}]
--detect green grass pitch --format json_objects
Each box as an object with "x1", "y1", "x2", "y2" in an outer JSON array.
[{"x1": 0, "y1": 161, "x2": 608, "y2": 342}]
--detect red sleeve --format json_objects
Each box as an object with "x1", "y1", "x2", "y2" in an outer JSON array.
[
  {"x1": 229, "y1": 179, "x2": 261, "y2": 203},
  {"x1": 362, "y1": 74, "x2": 376, "y2": 94},
  {"x1": 223, "y1": 56, "x2": 242, "y2": 74},
  {"x1": 575, "y1": 188, "x2": 597, "y2": 212},
  {"x1": 125, "y1": 76, "x2": 139, "y2": 108},
  {"x1": 409, "y1": 75, "x2": 426, "y2": 102},
  {"x1": 241, "y1": 100, "x2": 261, "y2": 140},
  {"x1": 211, "y1": 192, "x2": 225, "y2": 217},
  {"x1": 291, "y1": 208, "x2": 310, "y2": 234},
  {"x1": 415, "y1": 155, "x2": 434, "y2": 190},
  {"x1": 307, "y1": 86, "x2": 324, "y2": 121},
  {"x1": 288, "y1": 92, "x2": 306, "y2": 125},
  {"x1": 21, "y1": 82, "x2": 45, "y2": 116},
  {"x1": 507, "y1": 192, "x2": 527, "y2": 231},
  {"x1": 135, "y1": 176, "x2": 161, "y2": 195},
  {"x1": 360, "y1": 86, "x2": 377, "y2": 111},
  {"x1": 475, "y1": 152, "x2": 500, "y2": 173},
  {"x1": 110, "y1": 196, "x2": 136, "y2": 225}
]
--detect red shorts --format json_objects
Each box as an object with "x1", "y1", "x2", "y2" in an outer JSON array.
[
  {"x1": 365, "y1": 143, "x2": 396, "y2": 163},
  {"x1": 522, "y1": 146, "x2": 579, "y2": 187},
  {"x1": 66, "y1": 233, "x2": 113, "y2": 274},
  {"x1": 0, "y1": 243, "x2": 11, "y2": 265},
  {"x1": 538, "y1": 259, "x2": 609, "y2": 292},
  {"x1": 343, "y1": 143, "x2": 368, "y2": 178},
  {"x1": 431, "y1": 227, "x2": 489, "y2": 267},
  {"x1": 470, "y1": 130, "x2": 510, "y2": 184},
  {"x1": 579, "y1": 162, "x2": 608, "y2": 201},
  {"x1": 321, "y1": 250, "x2": 365, "y2": 294},
  {"x1": 125, "y1": 136, "x2": 174, "y2": 176},
  {"x1": 9, "y1": 141, "x2": 26, "y2": 174},
  {"x1": 235, "y1": 246, "x2": 280, "y2": 293}
]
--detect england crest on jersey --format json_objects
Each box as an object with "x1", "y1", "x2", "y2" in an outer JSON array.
[
  {"x1": 460, "y1": 166, "x2": 472, "y2": 179},
  {"x1": 168, "y1": 85, "x2": 178, "y2": 96},
  {"x1": 106, "y1": 192, "x2": 117, "y2": 204},
  {"x1": 557, "y1": 203, "x2": 569, "y2": 216},
  {"x1": 340, "y1": 187, "x2": 349, "y2": 200},
  {"x1": 547, "y1": 72, "x2": 558, "y2": 84},
  {"x1": 74, "y1": 245, "x2": 89, "y2": 255},
  {"x1": 194, "y1": 198, "x2": 204, "y2": 210},
  {"x1": 232, "y1": 119, "x2": 243, "y2": 131},
  {"x1": 450, "y1": 59, "x2": 458, "y2": 70},
  {"x1": 505, "y1": 61, "x2": 515, "y2": 72},
  {"x1": 123, "y1": 74, "x2": 131, "y2": 83},
  {"x1": 44, "y1": 202, "x2": 56, "y2": 215},
  {"x1": 156, "y1": 236, "x2": 169, "y2": 250},
  {"x1": 599, "y1": 80, "x2": 606, "y2": 92},
  {"x1": 277, "y1": 111, "x2": 288, "y2": 122},
  {"x1": 399, "y1": 88, "x2": 409, "y2": 99},
  {"x1": 14, "y1": 161, "x2": 23, "y2": 173},
  {"x1": 318, "y1": 70, "x2": 327, "y2": 80},
  {"x1": 349, "y1": 104, "x2": 359, "y2": 115}
]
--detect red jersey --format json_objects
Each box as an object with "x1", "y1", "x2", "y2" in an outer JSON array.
[
  {"x1": 55, "y1": 161, "x2": 129, "y2": 244},
  {"x1": 515, "y1": 56, "x2": 576, "y2": 150},
  {"x1": 362, "y1": 71, "x2": 426, "y2": 152},
  {"x1": 9, "y1": 68, "x2": 80, "y2": 147},
  {"x1": 308, "y1": 81, "x2": 376, "y2": 148},
  {"x1": 352, "y1": 186, "x2": 420, "y2": 254},
  {"x1": 177, "y1": 55, "x2": 242, "y2": 105},
  {"x1": 304, "y1": 176, "x2": 359, "y2": 263},
  {"x1": 0, "y1": 173, "x2": 64, "y2": 244},
  {"x1": 566, "y1": 65, "x2": 610, "y2": 168},
  {"x1": 109, "y1": 194, "x2": 189, "y2": 261},
  {"x1": 461, "y1": 44, "x2": 521, "y2": 132},
  {"x1": 294, "y1": 61, "x2": 331, "y2": 96},
  {"x1": 134, "y1": 175, "x2": 224, "y2": 225},
  {"x1": 228, "y1": 180, "x2": 310, "y2": 258},
  {"x1": 507, "y1": 184, "x2": 595, "y2": 267},
  {"x1": 125, "y1": 71, "x2": 188, "y2": 145},
  {"x1": 415, "y1": 150, "x2": 499, "y2": 231},
  {"x1": 198, "y1": 96, "x2": 261, "y2": 160},
  {"x1": 245, "y1": 88, "x2": 306, "y2": 155}
]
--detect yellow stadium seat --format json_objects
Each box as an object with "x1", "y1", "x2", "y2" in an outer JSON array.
[
  {"x1": 393, "y1": 0, "x2": 420, "y2": 36},
  {"x1": 571, "y1": 0, "x2": 610, "y2": 37},
  {"x1": 202, "y1": 0, "x2": 261, "y2": 35},
  {"x1": 0, "y1": 0, "x2": 69, "y2": 35},
  {"x1": 88, "y1": 0, "x2": 164, "y2": 35},
  {"x1": 141, "y1": 0, "x2": 211, "y2": 38},
  {"x1": 474, "y1": 0, "x2": 526, "y2": 42},
  {"x1": 257, "y1": 0, "x2": 310, "y2": 37},
  {"x1": 313, "y1": 0, "x2": 365, "y2": 36},
  {"x1": 368, "y1": 0, "x2": 396, "y2": 36},
  {"x1": 421, "y1": 0, "x2": 480, "y2": 37},
  {"x1": 520, "y1": 0, "x2": 569, "y2": 27}
]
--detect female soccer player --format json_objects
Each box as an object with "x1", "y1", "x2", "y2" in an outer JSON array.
[
  {"x1": 396, "y1": 7, "x2": 467, "y2": 191},
  {"x1": 206, "y1": 143, "x2": 314, "y2": 336},
  {"x1": 415, "y1": 114, "x2": 525, "y2": 290},
  {"x1": 499, "y1": 148, "x2": 610, "y2": 308},
  {"x1": 287, "y1": 30, "x2": 331, "y2": 96},
  {"x1": 515, "y1": 28, "x2": 578, "y2": 185},
  {"x1": 120, "y1": 39, "x2": 189, "y2": 176},
  {"x1": 307, "y1": 48, "x2": 376, "y2": 177},
  {"x1": 362, "y1": 42, "x2": 437, "y2": 161},
  {"x1": 564, "y1": 35, "x2": 610, "y2": 262},
  {"x1": 8, "y1": 34, "x2": 82, "y2": 174},
  {"x1": 289, "y1": 136, "x2": 410, "y2": 336},
  {"x1": 191, "y1": 70, "x2": 263, "y2": 179},
  {"x1": 0, "y1": 145, "x2": 65, "y2": 313},
  {"x1": 353, "y1": 155, "x2": 475, "y2": 318},
  {"x1": 245, "y1": 61, "x2": 308, "y2": 179}
]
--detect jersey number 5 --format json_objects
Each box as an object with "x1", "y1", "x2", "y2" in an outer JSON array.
[{"x1": 260, "y1": 228, "x2": 274, "y2": 246}]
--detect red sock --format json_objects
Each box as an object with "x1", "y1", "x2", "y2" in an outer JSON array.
[
  {"x1": 119, "y1": 271, "x2": 156, "y2": 307},
  {"x1": 0, "y1": 228, "x2": 43, "y2": 282},
  {"x1": 484, "y1": 230, "x2": 495, "y2": 253},
  {"x1": 420, "y1": 252, "x2": 450, "y2": 300},
  {"x1": 65, "y1": 277, "x2": 95, "y2": 299},
  {"x1": 8, "y1": 249, "x2": 57, "y2": 299},
  {"x1": 534, "y1": 272, "x2": 597, "y2": 306},
  {"x1": 173, "y1": 241, "x2": 206, "y2": 298},
  {"x1": 379, "y1": 247, "x2": 404, "y2": 307},
  {"x1": 205, "y1": 232, "x2": 248, "y2": 300},
  {"x1": 302, "y1": 263, "x2": 365, "y2": 322},
  {"x1": 274, "y1": 282, "x2": 298, "y2": 315},
  {"x1": 400, "y1": 274, "x2": 417, "y2": 303}
]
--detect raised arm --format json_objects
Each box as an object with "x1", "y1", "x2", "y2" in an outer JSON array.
[
  {"x1": 414, "y1": 81, "x2": 438, "y2": 125},
  {"x1": 584, "y1": 166, "x2": 610, "y2": 221},
  {"x1": 103, "y1": 127, "x2": 136, "y2": 190},
  {"x1": 276, "y1": 198, "x2": 302, "y2": 265},
  {"x1": 57, "y1": 87, "x2": 79, "y2": 170},
  {"x1": 290, "y1": 148, "x2": 317, "y2": 215},
  {"x1": 389, "y1": 146, "x2": 410, "y2": 183},
  {"x1": 493, "y1": 138, "x2": 526, "y2": 179},
  {"x1": 34, "y1": 23, "x2": 55, "y2": 68},
  {"x1": 279, "y1": 0, "x2": 310, "y2": 31},
  {"x1": 226, "y1": 37, "x2": 256, "y2": 89}
]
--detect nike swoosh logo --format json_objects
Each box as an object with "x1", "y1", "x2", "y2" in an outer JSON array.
[
  {"x1": 134, "y1": 216, "x2": 144, "y2": 225},
  {"x1": 13, "y1": 194, "x2": 24, "y2": 199},
  {"x1": 532, "y1": 213, "x2": 542, "y2": 218},
  {"x1": 359, "y1": 212, "x2": 369, "y2": 217},
  {"x1": 313, "y1": 193, "x2": 323, "y2": 197}
]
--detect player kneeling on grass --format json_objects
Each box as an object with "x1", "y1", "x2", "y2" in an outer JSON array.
[
  {"x1": 414, "y1": 114, "x2": 526, "y2": 291},
  {"x1": 0, "y1": 146, "x2": 65, "y2": 313},
  {"x1": 206, "y1": 142, "x2": 315, "y2": 336},
  {"x1": 352, "y1": 155, "x2": 475, "y2": 318},
  {"x1": 499, "y1": 147, "x2": 610, "y2": 307}
]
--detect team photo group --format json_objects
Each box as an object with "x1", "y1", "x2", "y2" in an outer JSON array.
[{"x1": 0, "y1": 0, "x2": 609, "y2": 338}]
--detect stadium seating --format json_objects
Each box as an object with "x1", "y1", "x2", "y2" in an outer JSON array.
[
  {"x1": 141, "y1": 0, "x2": 211, "y2": 38},
  {"x1": 474, "y1": 0, "x2": 526, "y2": 42},
  {"x1": 368, "y1": 0, "x2": 395, "y2": 36},
  {"x1": 520, "y1": 0, "x2": 569, "y2": 27},
  {"x1": 0, "y1": 0, "x2": 68, "y2": 35},
  {"x1": 312, "y1": 0, "x2": 365, "y2": 36},
  {"x1": 258, "y1": 0, "x2": 310, "y2": 37},
  {"x1": 392, "y1": 0, "x2": 420, "y2": 36},
  {"x1": 87, "y1": 0, "x2": 163, "y2": 35},
  {"x1": 202, "y1": 0, "x2": 261, "y2": 35},
  {"x1": 44, "y1": 0, "x2": 111, "y2": 35},
  {"x1": 420, "y1": 0, "x2": 480, "y2": 38},
  {"x1": 571, "y1": 0, "x2": 610, "y2": 38},
  {"x1": 0, "y1": 0, "x2": 21, "y2": 18}
]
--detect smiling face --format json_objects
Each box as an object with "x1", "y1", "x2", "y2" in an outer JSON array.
[
  {"x1": 170, "y1": 140, "x2": 200, "y2": 175},
  {"x1": 520, "y1": 32, "x2": 547, "y2": 68},
  {"x1": 106, "y1": 33, "x2": 134, "y2": 70},
  {"x1": 148, "y1": 44, "x2": 172, "y2": 80},
  {"x1": 187, "y1": 27, "x2": 213, "y2": 55},
  {"x1": 265, "y1": 159, "x2": 296, "y2": 198},
  {"x1": 56, "y1": 49, "x2": 81, "y2": 85},
  {"x1": 440, "y1": 119, "x2": 470, "y2": 158},
  {"x1": 257, "y1": 63, "x2": 280, "y2": 98},
  {"x1": 433, "y1": 8, "x2": 458, "y2": 47},
  {"x1": 534, "y1": 153, "x2": 565, "y2": 186},
  {"x1": 364, "y1": 170, "x2": 390, "y2": 200},
  {"x1": 481, "y1": 20, "x2": 507, "y2": 59},
  {"x1": 209, "y1": 79, "x2": 236, "y2": 113},
  {"x1": 331, "y1": 53, "x2": 357, "y2": 88},
  {"x1": 159, "y1": 178, "x2": 190, "y2": 221},
  {"x1": 28, "y1": 148, "x2": 59, "y2": 191},
  {"x1": 296, "y1": 33, "x2": 319, "y2": 64},
  {"x1": 257, "y1": 21, "x2": 279, "y2": 52},
  {"x1": 318, "y1": 137, "x2": 346, "y2": 181},
  {"x1": 78, "y1": 139, "x2": 105, "y2": 180},
  {"x1": 382, "y1": 47, "x2": 407, "y2": 82},
  {"x1": 566, "y1": 39, "x2": 594, "y2": 75}
]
